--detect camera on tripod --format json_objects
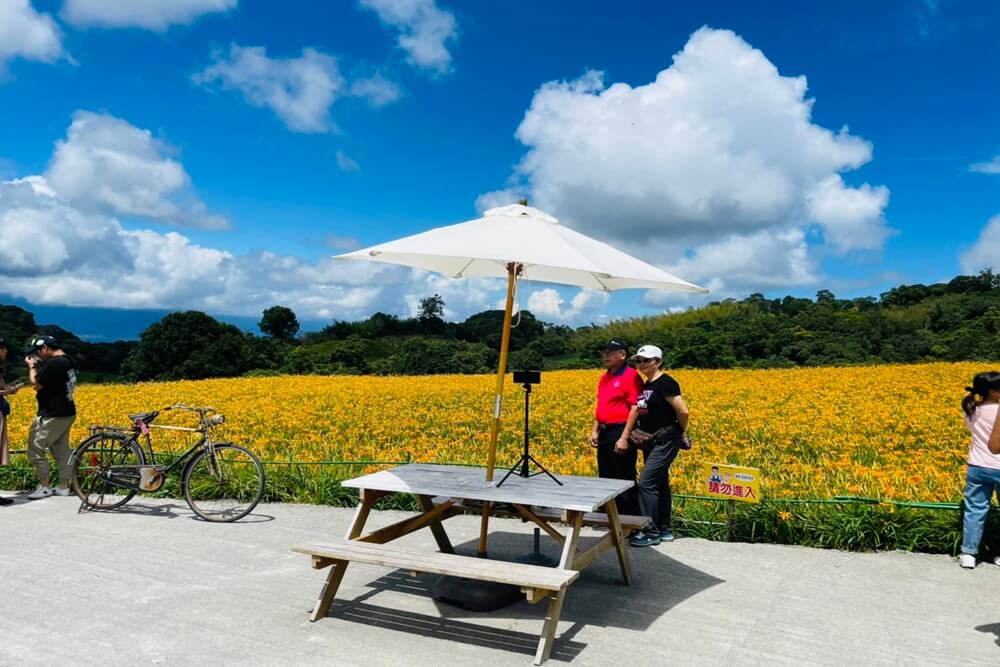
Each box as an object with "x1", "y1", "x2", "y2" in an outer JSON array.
[
  {"x1": 497, "y1": 368, "x2": 561, "y2": 487},
  {"x1": 512, "y1": 369, "x2": 541, "y2": 385}
]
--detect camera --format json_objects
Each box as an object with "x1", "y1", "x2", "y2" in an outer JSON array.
[{"x1": 513, "y1": 369, "x2": 541, "y2": 385}]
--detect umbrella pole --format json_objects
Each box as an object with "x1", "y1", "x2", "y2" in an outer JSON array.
[
  {"x1": 478, "y1": 262, "x2": 518, "y2": 556},
  {"x1": 485, "y1": 264, "x2": 517, "y2": 482}
]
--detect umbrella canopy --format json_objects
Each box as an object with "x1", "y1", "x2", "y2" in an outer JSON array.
[{"x1": 340, "y1": 204, "x2": 707, "y2": 294}]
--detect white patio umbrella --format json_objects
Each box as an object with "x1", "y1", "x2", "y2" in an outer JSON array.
[{"x1": 338, "y1": 203, "x2": 708, "y2": 483}]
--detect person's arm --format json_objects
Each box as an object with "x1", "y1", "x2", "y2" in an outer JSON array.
[
  {"x1": 989, "y1": 407, "x2": 1000, "y2": 455},
  {"x1": 589, "y1": 418, "x2": 600, "y2": 447},
  {"x1": 668, "y1": 395, "x2": 690, "y2": 432},
  {"x1": 26, "y1": 357, "x2": 42, "y2": 391},
  {"x1": 616, "y1": 405, "x2": 639, "y2": 453}
]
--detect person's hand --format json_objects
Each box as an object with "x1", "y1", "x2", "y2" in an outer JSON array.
[
  {"x1": 588, "y1": 430, "x2": 599, "y2": 448},
  {"x1": 7, "y1": 385, "x2": 18, "y2": 395},
  {"x1": 614, "y1": 437, "x2": 630, "y2": 454},
  {"x1": 24, "y1": 356, "x2": 36, "y2": 368}
]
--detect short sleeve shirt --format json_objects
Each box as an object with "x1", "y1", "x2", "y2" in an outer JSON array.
[
  {"x1": 636, "y1": 373, "x2": 682, "y2": 432},
  {"x1": 595, "y1": 365, "x2": 643, "y2": 424},
  {"x1": 36, "y1": 355, "x2": 77, "y2": 418}
]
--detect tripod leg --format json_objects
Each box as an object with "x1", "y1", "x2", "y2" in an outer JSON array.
[{"x1": 526, "y1": 454, "x2": 563, "y2": 486}]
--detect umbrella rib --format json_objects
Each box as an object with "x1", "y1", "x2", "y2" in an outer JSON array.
[
  {"x1": 591, "y1": 273, "x2": 611, "y2": 292},
  {"x1": 453, "y1": 257, "x2": 476, "y2": 278}
]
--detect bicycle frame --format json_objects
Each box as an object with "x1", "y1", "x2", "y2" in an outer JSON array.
[{"x1": 86, "y1": 405, "x2": 225, "y2": 492}]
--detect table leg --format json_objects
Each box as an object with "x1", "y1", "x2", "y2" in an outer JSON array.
[
  {"x1": 533, "y1": 588, "x2": 566, "y2": 665},
  {"x1": 418, "y1": 494, "x2": 455, "y2": 554},
  {"x1": 309, "y1": 490, "x2": 381, "y2": 622},
  {"x1": 604, "y1": 500, "x2": 632, "y2": 585},
  {"x1": 558, "y1": 511, "x2": 583, "y2": 570}
]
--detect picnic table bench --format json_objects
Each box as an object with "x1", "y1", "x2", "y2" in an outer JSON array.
[{"x1": 291, "y1": 463, "x2": 640, "y2": 664}]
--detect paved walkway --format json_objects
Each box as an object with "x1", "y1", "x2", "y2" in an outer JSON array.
[{"x1": 1, "y1": 492, "x2": 998, "y2": 666}]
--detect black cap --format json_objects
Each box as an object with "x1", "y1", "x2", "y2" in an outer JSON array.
[
  {"x1": 600, "y1": 338, "x2": 628, "y2": 353},
  {"x1": 24, "y1": 335, "x2": 58, "y2": 356}
]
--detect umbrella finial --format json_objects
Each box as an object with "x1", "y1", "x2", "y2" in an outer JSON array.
[{"x1": 518, "y1": 197, "x2": 528, "y2": 206}]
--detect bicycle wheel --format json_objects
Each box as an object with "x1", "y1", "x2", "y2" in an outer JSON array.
[
  {"x1": 182, "y1": 443, "x2": 264, "y2": 522},
  {"x1": 71, "y1": 433, "x2": 145, "y2": 510}
]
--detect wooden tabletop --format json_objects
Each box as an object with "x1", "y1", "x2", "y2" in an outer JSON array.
[{"x1": 341, "y1": 463, "x2": 633, "y2": 513}]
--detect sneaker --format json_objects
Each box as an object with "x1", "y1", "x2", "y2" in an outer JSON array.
[
  {"x1": 629, "y1": 531, "x2": 662, "y2": 547},
  {"x1": 959, "y1": 554, "x2": 977, "y2": 569},
  {"x1": 27, "y1": 485, "x2": 53, "y2": 500},
  {"x1": 993, "y1": 556, "x2": 1000, "y2": 567},
  {"x1": 0, "y1": 496, "x2": 13, "y2": 506},
  {"x1": 659, "y1": 529, "x2": 675, "y2": 542},
  {"x1": 54, "y1": 487, "x2": 72, "y2": 497}
]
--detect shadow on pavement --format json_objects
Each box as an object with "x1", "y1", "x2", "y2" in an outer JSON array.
[
  {"x1": 975, "y1": 622, "x2": 1000, "y2": 647},
  {"x1": 73, "y1": 499, "x2": 276, "y2": 523}
]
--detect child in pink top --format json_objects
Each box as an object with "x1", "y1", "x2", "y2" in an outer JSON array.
[{"x1": 959, "y1": 372, "x2": 1000, "y2": 569}]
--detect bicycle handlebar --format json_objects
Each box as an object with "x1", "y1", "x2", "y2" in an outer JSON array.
[{"x1": 162, "y1": 404, "x2": 218, "y2": 415}]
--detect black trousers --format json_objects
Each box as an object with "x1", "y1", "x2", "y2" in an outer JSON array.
[
  {"x1": 637, "y1": 438, "x2": 682, "y2": 533},
  {"x1": 596, "y1": 423, "x2": 639, "y2": 516}
]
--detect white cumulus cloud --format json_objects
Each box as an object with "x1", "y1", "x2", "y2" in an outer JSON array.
[
  {"x1": 44, "y1": 110, "x2": 226, "y2": 229},
  {"x1": 486, "y1": 27, "x2": 892, "y2": 296},
  {"x1": 359, "y1": 0, "x2": 457, "y2": 73},
  {"x1": 61, "y1": 0, "x2": 236, "y2": 30},
  {"x1": 526, "y1": 288, "x2": 610, "y2": 323},
  {"x1": 194, "y1": 45, "x2": 402, "y2": 134},
  {"x1": 0, "y1": 0, "x2": 64, "y2": 70},
  {"x1": 195, "y1": 45, "x2": 343, "y2": 134},
  {"x1": 960, "y1": 214, "x2": 1000, "y2": 274}
]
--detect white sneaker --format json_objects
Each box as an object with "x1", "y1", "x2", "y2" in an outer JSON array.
[
  {"x1": 959, "y1": 554, "x2": 977, "y2": 569},
  {"x1": 993, "y1": 556, "x2": 1000, "y2": 567},
  {"x1": 27, "y1": 485, "x2": 53, "y2": 500},
  {"x1": 54, "y1": 487, "x2": 72, "y2": 497}
]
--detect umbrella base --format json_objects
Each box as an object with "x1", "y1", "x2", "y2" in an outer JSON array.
[{"x1": 431, "y1": 530, "x2": 557, "y2": 611}]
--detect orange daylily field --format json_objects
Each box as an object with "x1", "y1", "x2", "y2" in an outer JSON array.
[{"x1": 3, "y1": 361, "x2": 985, "y2": 503}]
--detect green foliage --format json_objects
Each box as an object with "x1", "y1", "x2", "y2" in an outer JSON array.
[
  {"x1": 259, "y1": 306, "x2": 299, "y2": 341},
  {"x1": 418, "y1": 294, "x2": 445, "y2": 320},
  {"x1": 123, "y1": 311, "x2": 248, "y2": 381}
]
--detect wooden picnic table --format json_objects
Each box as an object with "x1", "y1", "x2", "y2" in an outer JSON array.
[{"x1": 293, "y1": 463, "x2": 637, "y2": 665}]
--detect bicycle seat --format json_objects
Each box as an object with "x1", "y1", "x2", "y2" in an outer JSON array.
[{"x1": 128, "y1": 411, "x2": 159, "y2": 425}]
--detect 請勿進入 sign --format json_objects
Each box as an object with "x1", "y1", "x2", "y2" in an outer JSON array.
[{"x1": 703, "y1": 463, "x2": 762, "y2": 504}]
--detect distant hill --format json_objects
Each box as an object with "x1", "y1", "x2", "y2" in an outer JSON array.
[{"x1": 2, "y1": 270, "x2": 997, "y2": 382}]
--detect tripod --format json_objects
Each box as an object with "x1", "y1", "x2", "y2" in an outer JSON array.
[{"x1": 497, "y1": 379, "x2": 562, "y2": 487}]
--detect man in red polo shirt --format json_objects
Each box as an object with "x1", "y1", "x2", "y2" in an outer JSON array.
[{"x1": 589, "y1": 339, "x2": 643, "y2": 515}]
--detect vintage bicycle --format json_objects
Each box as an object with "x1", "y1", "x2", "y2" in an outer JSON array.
[{"x1": 70, "y1": 404, "x2": 265, "y2": 522}]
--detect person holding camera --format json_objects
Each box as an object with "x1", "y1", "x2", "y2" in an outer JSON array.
[
  {"x1": 0, "y1": 339, "x2": 21, "y2": 505},
  {"x1": 589, "y1": 339, "x2": 644, "y2": 516},
  {"x1": 626, "y1": 345, "x2": 690, "y2": 547},
  {"x1": 23, "y1": 335, "x2": 78, "y2": 500}
]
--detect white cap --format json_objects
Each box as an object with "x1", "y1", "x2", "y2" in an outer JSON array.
[{"x1": 632, "y1": 345, "x2": 663, "y2": 360}]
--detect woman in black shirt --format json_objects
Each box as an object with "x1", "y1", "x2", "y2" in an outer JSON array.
[{"x1": 628, "y1": 344, "x2": 690, "y2": 546}]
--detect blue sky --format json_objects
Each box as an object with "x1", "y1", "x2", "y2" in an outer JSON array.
[{"x1": 0, "y1": 0, "x2": 998, "y2": 340}]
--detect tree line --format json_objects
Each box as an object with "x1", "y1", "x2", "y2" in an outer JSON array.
[{"x1": 1, "y1": 270, "x2": 997, "y2": 382}]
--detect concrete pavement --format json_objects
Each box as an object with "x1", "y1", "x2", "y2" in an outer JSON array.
[{"x1": 1, "y1": 492, "x2": 998, "y2": 666}]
